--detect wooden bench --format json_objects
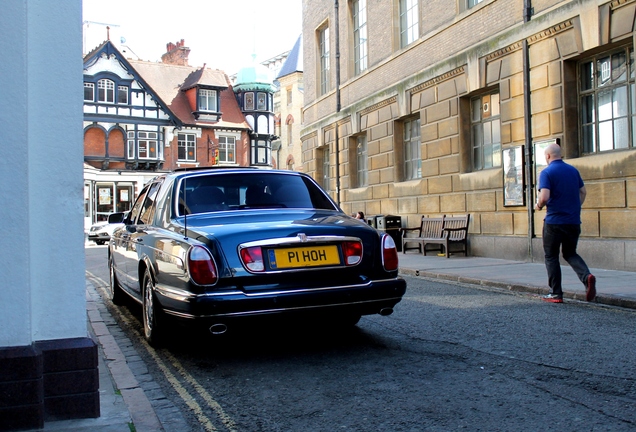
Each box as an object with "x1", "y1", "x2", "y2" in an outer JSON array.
[{"x1": 400, "y1": 214, "x2": 470, "y2": 258}]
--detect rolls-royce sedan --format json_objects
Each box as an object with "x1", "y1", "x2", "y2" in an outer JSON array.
[{"x1": 108, "y1": 167, "x2": 406, "y2": 345}]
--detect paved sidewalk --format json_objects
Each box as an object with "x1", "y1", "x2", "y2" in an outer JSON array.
[
  {"x1": 29, "y1": 281, "x2": 188, "y2": 432},
  {"x1": 30, "y1": 253, "x2": 635, "y2": 431},
  {"x1": 398, "y1": 252, "x2": 636, "y2": 309}
]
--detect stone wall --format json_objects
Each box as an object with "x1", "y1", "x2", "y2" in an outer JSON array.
[{"x1": 302, "y1": 0, "x2": 636, "y2": 270}]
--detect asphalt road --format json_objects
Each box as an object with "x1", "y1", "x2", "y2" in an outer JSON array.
[{"x1": 86, "y1": 245, "x2": 636, "y2": 431}]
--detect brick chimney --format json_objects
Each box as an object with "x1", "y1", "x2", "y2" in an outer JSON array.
[{"x1": 161, "y1": 39, "x2": 190, "y2": 66}]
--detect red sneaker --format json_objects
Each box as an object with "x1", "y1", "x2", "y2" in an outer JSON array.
[
  {"x1": 542, "y1": 293, "x2": 563, "y2": 303},
  {"x1": 586, "y1": 274, "x2": 596, "y2": 302}
]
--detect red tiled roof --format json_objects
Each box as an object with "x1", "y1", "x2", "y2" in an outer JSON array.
[{"x1": 128, "y1": 60, "x2": 249, "y2": 130}]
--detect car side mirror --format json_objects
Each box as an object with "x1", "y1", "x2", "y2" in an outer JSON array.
[{"x1": 108, "y1": 212, "x2": 125, "y2": 224}]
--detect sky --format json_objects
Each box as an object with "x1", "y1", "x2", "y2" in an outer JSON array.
[{"x1": 83, "y1": 0, "x2": 302, "y2": 75}]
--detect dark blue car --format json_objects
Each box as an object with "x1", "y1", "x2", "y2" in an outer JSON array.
[{"x1": 108, "y1": 168, "x2": 406, "y2": 345}]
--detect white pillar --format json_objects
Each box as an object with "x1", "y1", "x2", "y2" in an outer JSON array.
[{"x1": 0, "y1": 0, "x2": 85, "y2": 346}]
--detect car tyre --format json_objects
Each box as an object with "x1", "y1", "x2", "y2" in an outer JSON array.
[
  {"x1": 95, "y1": 240, "x2": 105, "y2": 245},
  {"x1": 328, "y1": 313, "x2": 361, "y2": 328},
  {"x1": 142, "y1": 267, "x2": 165, "y2": 347},
  {"x1": 108, "y1": 257, "x2": 125, "y2": 306},
  {"x1": 340, "y1": 313, "x2": 362, "y2": 327}
]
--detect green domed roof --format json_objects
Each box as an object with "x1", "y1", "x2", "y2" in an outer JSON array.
[{"x1": 233, "y1": 56, "x2": 275, "y2": 93}]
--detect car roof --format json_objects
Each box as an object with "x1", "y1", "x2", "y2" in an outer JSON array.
[{"x1": 166, "y1": 167, "x2": 308, "y2": 181}]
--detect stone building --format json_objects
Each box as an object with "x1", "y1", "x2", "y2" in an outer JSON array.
[
  {"x1": 301, "y1": 0, "x2": 636, "y2": 271},
  {"x1": 274, "y1": 35, "x2": 305, "y2": 172}
]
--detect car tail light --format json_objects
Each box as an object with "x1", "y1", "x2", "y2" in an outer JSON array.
[
  {"x1": 188, "y1": 246, "x2": 218, "y2": 285},
  {"x1": 382, "y1": 234, "x2": 399, "y2": 271},
  {"x1": 342, "y1": 241, "x2": 363, "y2": 266},
  {"x1": 240, "y1": 246, "x2": 265, "y2": 272}
]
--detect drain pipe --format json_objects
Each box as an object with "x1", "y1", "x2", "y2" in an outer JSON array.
[
  {"x1": 334, "y1": 0, "x2": 342, "y2": 206},
  {"x1": 523, "y1": 0, "x2": 534, "y2": 261}
]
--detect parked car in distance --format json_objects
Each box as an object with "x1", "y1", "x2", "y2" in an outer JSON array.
[
  {"x1": 108, "y1": 168, "x2": 407, "y2": 345},
  {"x1": 88, "y1": 212, "x2": 126, "y2": 245}
]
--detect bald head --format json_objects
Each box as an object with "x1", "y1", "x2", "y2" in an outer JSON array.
[{"x1": 545, "y1": 143, "x2": 562, "y2": 163}]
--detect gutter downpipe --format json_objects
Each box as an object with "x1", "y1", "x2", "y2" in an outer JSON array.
[
  {"x1": 523, "y1": 0, "x2": 534, "y2": 260},
  {"x1": 334, "y1": 0, "x2": 342, "y2": 206}
]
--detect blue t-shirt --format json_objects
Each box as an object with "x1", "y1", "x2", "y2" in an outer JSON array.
[{"x1": 538, "y1": 159, "x2": 584, "y2": 225}]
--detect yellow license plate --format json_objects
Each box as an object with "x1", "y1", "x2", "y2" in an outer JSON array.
[{"x1": 269, "y1": 245, "x2": 341, "y2": 269}]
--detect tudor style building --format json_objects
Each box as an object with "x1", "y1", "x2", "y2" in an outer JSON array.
[
  {"x1": 302, "y1": 0, "x2": 636, "y2": 271},
  {"x1": 83, "y1": 39, "x2": 275, "y2": 227}
]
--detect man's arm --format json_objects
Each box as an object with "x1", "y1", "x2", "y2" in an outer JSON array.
[
  {"x1": 535, "y1": 188, "x2": 550, "y2": 211},
  {"x1": 579, "y1": 185, "x2": 587, "y2": 205}
]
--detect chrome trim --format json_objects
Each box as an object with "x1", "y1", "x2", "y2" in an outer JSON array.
[
  {"x1": 157, "y1": 277, "x2": 400, "y2": 302},
  {"x1": 164, "y1": 297, "x2": 404, "y2": 320},
  {"x1": 241, "y1": 281, "x2": 374, "y2": 297},
  {"x1": 185, "y1": 278, "x2": 399, "y2": 299},
  {"x1": 155, "y1": 285, "x2": 199, "y2": 301},
  {"x1": 238, "y1": 235, "x2": 364, "y2": 274},
  {"x1": 163, "y1": 309, "x2": 197, "y2": 319},
  {"x1": 240, "y1": 235, "x2": 360, "y2": 248}
]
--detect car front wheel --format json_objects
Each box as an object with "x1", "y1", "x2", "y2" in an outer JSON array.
[{"x1": 142, "y1": 267, "x2": 165, "y2": 346}]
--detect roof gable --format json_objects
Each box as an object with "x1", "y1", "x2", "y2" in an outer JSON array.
[
  {"x1": 83, "y1": 40, "x2": 180, "y2": 126},
  {"x1": 83, "y1": 40, "x2": 248, "y2": 130},
  {"x1": 277, "y1": 35, "x2": 303, "y2": 79},
  {"x1": 181, "y1": 67, "x2": 228, "y2": 91}
]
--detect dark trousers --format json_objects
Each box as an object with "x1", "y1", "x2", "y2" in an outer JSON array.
[{"x1": 542, "y1": 223, "x2": 591, "y2": 295}]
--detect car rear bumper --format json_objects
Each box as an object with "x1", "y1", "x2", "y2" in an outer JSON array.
[{"x1": 156, "y1": 278, "x2": 407, "y2": 321}]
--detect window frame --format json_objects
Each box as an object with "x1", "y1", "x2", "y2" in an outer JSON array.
[
  {"x1": 135, "y1": 179, "x2": 163, "y2": 226},
  {"x1": 321, "y1": 146, "x2": 330, "y2": 192},
  {"x1": 198, "y1": 88, "x2": 218, "y2": 112},
  {"x1": 245, "y1": 92, "x2": 255, "y2": 110},
  {"x1": 403, "y1": 116, "x2": 422, "y2": 180},
  {"x1": 127, "y1": 130, "x2": 162, "y2": 160},
  {"x1": 319, "y1": 26, "x2": 330, "y2": 96},
  {"x1": 84, "y1": 82, "x2": 95, "y2": 101},
  {"x1": 218, "y1": 135, "x2": 236, "y2": 164},
  {"x1": 467, "y1": 0, "x2": 485, "y2": 9},
  {"x1": 470, "y1": 90, "x2": 502, "y2": 171},
  {"x1": 177, "y1": 133, "x2": 196, "y2": 162},
  {"x1": 257, "y1": 92, "x2": 267, "y2": 111},
  {"x1": 399, "y1": 0, "x2": 419, "y2": 49},
  {"x1": 578, "y1": 47, "x2": 635, "y2": 154},
  {"x1": 97, "y1": 79, "x2": 115, "y2": 103},
  {"x1": 355, "y1": 134, "x2": 368, "y2": 187},
  {"x1": 251, "y1": 139, "x2": 271, "y2": 166},
  {"x1": 353, "y1": 0, "x2": 368, "y2": 75},
  {"x1": 117, "y1": 85, "x2": 128, "y2": 104}
]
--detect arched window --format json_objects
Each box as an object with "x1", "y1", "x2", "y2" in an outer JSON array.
[{"x1": 98, "y1": 79, "x2": 115, "y2": 103}]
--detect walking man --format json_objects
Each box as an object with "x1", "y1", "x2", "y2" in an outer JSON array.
[{"x1": 535, "y1": 143, "x2": 596, "y2": 303}]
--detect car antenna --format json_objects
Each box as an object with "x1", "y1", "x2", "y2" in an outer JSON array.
[{"x1": 183, "y1": 177, "x2": 188, "y2": 240}]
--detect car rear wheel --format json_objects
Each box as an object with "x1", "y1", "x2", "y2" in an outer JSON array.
[
  {"x1": 339, "y1": 313, "x2": 361, "y2": 327},
  {"x1": 95, "y1": 240, "x2": 105, "y2": 245},
  {"x1": 142, "y1": 268, "x2": 165, "y2": 347},
  {"x1": 108, "y1": 256, "x2": 125, "y2": 305},
  {"x1": 324, "y1": 313, "x2": 361, "y2": 329}
]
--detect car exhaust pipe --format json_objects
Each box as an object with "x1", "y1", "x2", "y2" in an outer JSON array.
[
  {"x1": 209, "y1": 323, "x2": 228, "y2": 335},
  {"x1": 379, "y1": 308, "x2": 393, "y2": 316}
]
